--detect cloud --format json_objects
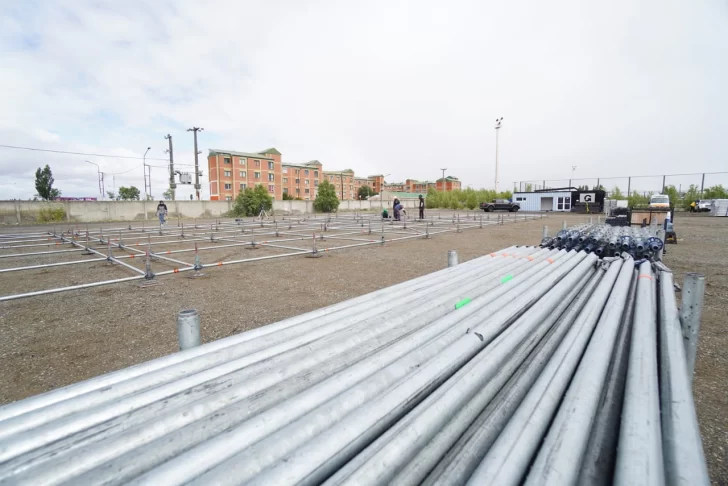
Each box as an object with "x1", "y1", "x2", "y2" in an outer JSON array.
[{"x1": 1, "y1": 0, "x2": 727, "y2": 200}]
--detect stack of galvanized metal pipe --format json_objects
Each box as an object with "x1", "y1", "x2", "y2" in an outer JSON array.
[
  {"x1": 540, "y1": 223, "x2": 665, "y2": 260},
  {"x1": 0, "y1": 247, "x2": 708, "y2": 485}
]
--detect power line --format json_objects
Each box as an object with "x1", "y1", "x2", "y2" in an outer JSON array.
[{"x1": 0, "y1": 143, "x2": 198, "y2": 167}]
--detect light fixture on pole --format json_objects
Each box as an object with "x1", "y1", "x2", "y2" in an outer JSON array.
[
  {"x1": 439, "y1": 168, "x2": 447, "y2": 191},
  {"x1": 187, "y1": 127, "x2": 204, "y2": 200},
  {"x1": 570, "y1": 165, "x2": 577, "y2": 187},
  {"x1": 494, "y1": 117, "x2": 503, "y2": 193},
  {"x1": 85, "y1": 160, "x2": 103, "y2": 200}
]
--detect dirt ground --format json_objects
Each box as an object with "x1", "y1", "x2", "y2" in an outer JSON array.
[{"x1": 0, "y1": 211, "x2": 725, "y2": 483}]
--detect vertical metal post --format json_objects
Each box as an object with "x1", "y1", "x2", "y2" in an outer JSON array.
[
  {"x1": 627, "y1": 176, "x2": 631, "y2": 196},
  {"x1": 662, "y1": 175, "x2": 666, "y2": 193},
  {"x1": 542, "y1": 226, "x2": 548, "y2": 238},
  {"x1": 447, "y1": 250, "x2": 458, "y2": 267},
  {"x1": 700, "y1": 173, "x2": 705, "y2": 195},
  {"x1": 562, "y1": 220, "x2": 567, "y2": 230},
  {"x1": 656, "y1": 228, "x2": 665, "y2": 260},
  {"x1": 177, "y1": 309, "x2": 201, "y2": 350},
  {"x1": 680, "y1": 273, "x2": 705, "y2": 385}
]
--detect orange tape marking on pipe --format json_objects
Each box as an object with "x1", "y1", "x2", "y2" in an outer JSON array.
[
  {"x1": 173, "y1": 268, "x2": 179, "y2": 273},
  {"x1": 528, "y1": 255, "x2": 534, "y2": 261},
  {"x1": 638, "y1": 274, "x2": 653, "y2": 280},
  {"x1": 217, "y1": 262, "x2": 223, "y2": 266},
  {"x1": 166, "y1": 251, "x2": 171, "y2": 254},
  {"x1": 489, "y1": 252, "x2": 497, "y2": 257},
  {"x1": 130, "y1": 254, "x2": 135, "y2": 258},
  {"x1": 547, "y1": 258, "x2": 554, "y2": 263}
]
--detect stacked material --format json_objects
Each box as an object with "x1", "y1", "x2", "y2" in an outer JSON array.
[
  {"x1": 540, "y1": 224, "x2": 664, "y2": 260},
  {"x1": 0, "y1": 248, "x2": 707, "y2": 485},
  {"x1": 709, "y1": 199, "x2": 728, "y2": 216}
]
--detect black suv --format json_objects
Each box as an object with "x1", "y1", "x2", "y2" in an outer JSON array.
[{"x1": 480, "y1": 199, "x2": 520, "y2": 212}]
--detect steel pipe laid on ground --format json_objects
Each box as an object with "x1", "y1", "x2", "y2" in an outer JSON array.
[{"x1": 0, "y1": 248, "x2": 709, "y2": 486}]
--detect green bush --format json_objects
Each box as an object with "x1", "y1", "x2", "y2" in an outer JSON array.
[
  {"x1": 37, "y1": 205, "x2": 66, "y2": 223},
  {"x1": 314, "y1": 180, "x2": 340, "y2": 213},
  {"x1": 232, "y1": 184, "x2": 273, "y2": 217}
]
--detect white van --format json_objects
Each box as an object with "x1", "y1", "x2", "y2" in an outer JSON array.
[{"x1": 649, "y1": 194, "x2": 670, "y2": 208}]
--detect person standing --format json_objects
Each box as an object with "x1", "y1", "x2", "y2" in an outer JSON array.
[
  {"x1": 418, "y1": 194, "x2": 425, "y2": 220},
  {"x1": 156, "y1": 201, "x2": 168, "y2": 225}
]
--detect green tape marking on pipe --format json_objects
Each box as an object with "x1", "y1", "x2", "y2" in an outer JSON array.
[
  {"x1": 500, "y1": 274, "x2": 514, "y2": 284},
  {"x1": 455, "y1": 298, "x2": 471, "y2": 309}
]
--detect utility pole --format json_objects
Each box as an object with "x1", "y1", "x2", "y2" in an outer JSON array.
[
  {"x1": 340, "y1": 172, "x2": 344, "y2": 200},
  {"x1": 187, "y1": 127, "x2": 203, "y2": 200},
  {"x1": 142, "y1": 147, "x2": 151, "y2": 198},
  {"x1": 440, "y1": 168, "x2": 447, "y2": 191},
  {"x1": 85, "y1": 160, "x2": 102, "y2": 200},
  {"x1": 165, "y1": 134, "x2": 176, "y2": 200},
  {"x1": 494, "y1": 117, "x2": 503, "y2": 193},
  {"x1": 570, "y1": 165, "x2": 577, "y2": 188}
]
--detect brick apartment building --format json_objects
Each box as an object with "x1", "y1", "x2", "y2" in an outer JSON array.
[{"x1": 208, "y1": 148, "x2": 461, "y2": 201}]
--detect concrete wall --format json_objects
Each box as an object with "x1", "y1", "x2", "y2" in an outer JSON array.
[{"x1": 0, "y1": 199, "x2": 389, "y2": 224}]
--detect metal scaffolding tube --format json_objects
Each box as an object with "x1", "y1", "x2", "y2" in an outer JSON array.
[
  {"x1": 523, "y1": 257, "x2": 635, "y2": 485},
  {"x1": 165, "y1": 253, "x2": 587, "y2": 486},
  {"x1": 466, "y1": 258, "x2": 625, "y2": 486},
  {"x1": 6, "y1": 250, "x2": 548, "y2": 484},
  {"x1": 419, "y1": 268, "x2": 605, "y2": 486},
  {"x1": 658, "y1": 271, "x2": 710, "y2": 486},
  {"x1": 614, "y1": 262, "x2": 665, "y2": 485},
  {"x1": 325, "y1": 263, "x2": 599, "y2": 486}
]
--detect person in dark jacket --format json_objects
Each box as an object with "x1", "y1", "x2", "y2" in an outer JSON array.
[
  {"x1": 418, "y1": 194, "x2": 425, "y2": 220},
  {"x1": 392, "y1": 197, "x2": 401, "y2": 221}
]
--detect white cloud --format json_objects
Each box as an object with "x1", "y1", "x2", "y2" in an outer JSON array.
[{"x1": 1, "y1": 0, "x2": 727, "y2": 200}]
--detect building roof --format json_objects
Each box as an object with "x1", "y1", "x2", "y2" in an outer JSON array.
[
  {"x1": 436, "y1": 176, "x2": 460, "y2": 182},
  {"x1": 258, "y1": 148, "x2": 281, "y2": 155},
  {"x1": 323, "y1": 169, "x2": 355, "y2": 174},
  {"x1": 282, "y1": 161, "x2": 322, "y2": 169},
  {"x1": 209, "y1": 149, "x2": 274, "y2": 160}
]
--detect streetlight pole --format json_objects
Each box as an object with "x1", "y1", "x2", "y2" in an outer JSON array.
[
  {"x1": 85, "y1": 160, "x2": 102, "y2": 200},
  {"x1": 165, "y1": 134, "x2": 176, "y2": 201},
  {"x1": 440, "y1": 168, "x2": 447, "y2": 191},
  {"x1": 142, "y1": 147, "x2": 151, "y2": 199},
  {"x1": 187, "y1": 127, "x2": 204, "y2": 200},
  {"x1": 494, "y1": 117, "x2": 503, "y2": 193},
  {"x1": 570, "y1": 165, "x2": 577, "y2": 188}
]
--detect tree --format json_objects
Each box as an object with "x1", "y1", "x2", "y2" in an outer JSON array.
[
  {"x1": 663, "y1": 185, "x2": 680, "y2": 208},
  {"x1": 282, "y1": 192, "x2": 295, "y2": 200},
  {"x1": 703, "y1": 184, "x2": 728, "y2": 200},
  {"x1": 232, "y1": 184, "x2": 273, "y2": 217},
  {"x1": 357, "y1": 186, "x2": 376, "y2": 200},
  {"x1": 525, "y1": 183, "x2": 533, "y2": 192},
  {"x1": 628, "y1": 190, "x2": 650, "y2": 207},
  {"x1": 314, "y1": 180, "x2": 340, "y2": 213},
  {"x1": 34, "y1": 165, "x2": 61, "y2": 200},
  {"x1": 682, "y1": 184, "x2": 700, "y2": 210},
  {"x1": 593, "y1": 184, "x2": 605, "y2": 191},
  {"x1": 118, "y1": 186, "x2": 141, "y2": 200},
  {"x1": 107, "y1": 191, "x2": 117, "y2": 200},
  {"x1": 162, "y1": 188, "x2": 174, "y2": 200},
  {"x1": 610, "y1": 186, "x2": 625, "y2": 200}
]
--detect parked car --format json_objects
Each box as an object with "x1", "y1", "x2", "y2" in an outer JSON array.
[{"x1": 480, "y1": 199, "x2": 520, "y2": 212}]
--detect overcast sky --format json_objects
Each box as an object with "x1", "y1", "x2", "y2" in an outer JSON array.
[{"x1": 1, "y1": 0, "x2": 727, "y2": 200}]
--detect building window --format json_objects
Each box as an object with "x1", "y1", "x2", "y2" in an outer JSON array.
[
  {"x1": 239, "y1": 158, "x2": 246, "y2": 166},
  {"x1": 240, "y1": 183, "x2": 246, "y2": 190},
  {"x1": 296, "y1": 188, "x2": 300, "y2": 194},
  {"x1": 295, "y1": 169, "x2": 299, "y2": 175},
  {"x1": 268, "y1": 173, "x2": 275, "y2": 182},
  {"x1": 240, "y1": 171, "x2": 246, "y2": 178},
  {"x1": 295, "y1": 178, "x2": 300, "y2": 184},
  {"x1": 268, "y1": 161, "x2": 274, "y2": 170},
  {"x1": 226, "y1": 196, "x2": 232, "y2": 201},
  {"x1": 283, "y1": 177, "x2": 288, "y2": 183},
  {"x1": 314, "y1": 170, "x2": 318, "y2": 177},
  {"x1": 254, "y1": 160, "x2": 260, "y2": 167},
  {"x1": 305, "y1": 188, "x2": 310, "y2": 194},
  {"x1": 224, "y1": 183, "x2": 232, "y2": 190},
  {"x1": 305, "y1": 179, "x2": 309, "y2": 185},
  {"x1": 224, "y1": 170, "x2": 231, "y2": 177},
  {"x1": 557, "y1": 196, "x2": 571, "y2": 210},
  {"x1": 304, "y1": 169, "x2": 309, "y2": 176},
  {"x1": 330, "y1": 176, "x2": 334, "y2": 182},
  {"x1": 224, "y1": 157, "x2": 231, "y2": 164},
  {"x1": 314, "y1": 180, "x2": 319, "y2": 187},
  {"x1": 268, "y1": 184, "x2": 275, "y2": 193},
  {"x1": 283, "y1": 167, "x2": 288, "y2": 174},
  {"x1": 254, "y1": 172, "x2": 261, "y2": 179},
  {"x1": 283, "y1": 187, "x2": 288, "y2": 193}
]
